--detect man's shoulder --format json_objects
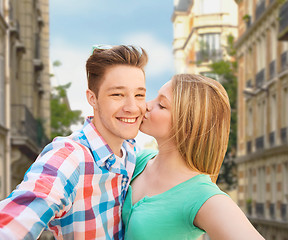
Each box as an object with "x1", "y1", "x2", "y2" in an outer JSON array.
[{"x1": 40, "y1": 135, "x2": 90, "y2": 160}]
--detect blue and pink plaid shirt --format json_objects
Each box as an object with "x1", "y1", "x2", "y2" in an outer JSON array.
[{"x1": 0, "y1": 117, "x2": 137, "y2": 240}]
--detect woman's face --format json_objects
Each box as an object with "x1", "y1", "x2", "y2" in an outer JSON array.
[{"x1": 140, "y1": 80, "x2": 173, "y2": 140}]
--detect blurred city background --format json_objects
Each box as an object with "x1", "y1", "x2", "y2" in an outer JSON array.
[{"x1": 0, "y1": 0, "x2": 288, "y2": 239}]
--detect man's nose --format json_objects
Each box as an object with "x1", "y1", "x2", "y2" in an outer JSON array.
[{"x1": 123, "y1": 97, "x2": 139, "y2": 113}]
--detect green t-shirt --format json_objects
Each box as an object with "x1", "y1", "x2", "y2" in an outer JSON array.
[{"x1": 122, "y1": 149, "x2": 229, "y2": 240}]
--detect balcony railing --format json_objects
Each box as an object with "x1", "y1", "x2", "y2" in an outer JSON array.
[
  {"x1": 11, "y1": 104, "x2": 49, "y2": 149},
  {"x1": 255, "y1": 69, "x2": 265, "y2": 88},
  {"x1": 196, "y1": 49, "x2": 222, "y2": 63},
  {"x1": 281, "y1": 204, "x2": 287, "y2": 221},
  {"x1": 269, "y1": 131, "x2": 275, "y2": 147},
  {"x1": 246, "y1": 79, "x2": 253, "y2": 88},
  {"x1": 246, "y1": 141, "x2": 252, "y2": 154},
  {"x1": 255, "y1": 1, "x2": 266, "y2": 21},
  {"x1": 281, "y1": 51, "x2": 288, "y2": 71},
  {"x1": 269, "y1": 60, "x2": 275, "y2": 79},
  {"x1": 255, "y1": 136, "x2": 264, "y2": 150},
  {"x1": 270, "y1": 203, "x2": 275, "y2": 219},
  {"x1": 278, "y1": 1, "x2": 288, "y2": 41},
  {"x1": 256, "y1": 202, "x2": 265, "y2": 218},
  {"x1": 281, "y1": 127, "x2": 287, "y2": 144}
]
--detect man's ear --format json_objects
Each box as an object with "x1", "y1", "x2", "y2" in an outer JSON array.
[{"x1": 86, "y1": 89, "x2": 97, "y2": 110}]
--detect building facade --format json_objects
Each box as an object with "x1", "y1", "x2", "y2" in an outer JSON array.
[
  {"x1": 0, "y1": 0, "x2": 50, "y2": 199},
  {"x1": 172, "y1": 0, "x2": 238, "y2": 77},
  {"x1": 235, "y1": 0, "x2": 288, "y2": 239}
]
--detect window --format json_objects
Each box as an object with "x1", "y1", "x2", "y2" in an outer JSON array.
[
  {"x1": 200, "y1": 33, "x2": 220, "y2": 51},
  {"x1": 257, "y1": 37, "x2": 266, "y2": 72},
  {"x1": 199, "y1": 0, "x2": 221, "y2": 14},
  {"x1": 198, "y1": 33, "x2": 221, "y2": 62},
  {"x1": 0, "y1": 55, "x2": 5, "y2": 126}
]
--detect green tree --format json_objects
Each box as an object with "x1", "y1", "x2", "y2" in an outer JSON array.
[
  {"x1": 209, "y1": 35, "x2": 238, "y2": 189},
  {"x1": 50, "y1": 61, "x2": 84, "y2": 140},
  {"x1": 50, "y1": 83, "x2": 84, "y2": 140}
]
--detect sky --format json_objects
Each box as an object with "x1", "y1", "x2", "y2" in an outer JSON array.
[{"x1": 49, "y1": 0, "x2": 175, "y2": 148}]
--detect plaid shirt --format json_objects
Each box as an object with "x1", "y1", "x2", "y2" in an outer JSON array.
[{"x1": 0, "y1": 117, "x2": 137, "y2": 240}]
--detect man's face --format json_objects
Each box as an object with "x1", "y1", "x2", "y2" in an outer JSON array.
[{"x1": 92, "y1": 65, "x2": 146, "y2": 145}]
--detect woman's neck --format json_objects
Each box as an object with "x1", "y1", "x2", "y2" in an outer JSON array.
[{"x1": 152, "y1": 140, "x2": 191, "y2": 175}]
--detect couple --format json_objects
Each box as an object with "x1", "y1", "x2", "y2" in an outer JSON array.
[{"x1": 0, "y1": 45, "x2": 264, "y2": 240}]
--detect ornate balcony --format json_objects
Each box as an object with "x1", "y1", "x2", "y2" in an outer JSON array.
[
  {"x1": 246, "y1": 79, "x2": 253, "y2": 88},
  {"x1": 11, "y1": 104, "x2": 49, "y2": 157},
  {"x1": 278, "y1": 1, "x2": 288, "y2": 41},
  {"x1": 255, "y1": 69, "x2": 265, "y2": 89}
]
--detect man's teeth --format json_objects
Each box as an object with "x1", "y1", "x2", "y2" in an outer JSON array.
[{"x1": 119, "y1": 118, "x2": 136, "y2": 123}]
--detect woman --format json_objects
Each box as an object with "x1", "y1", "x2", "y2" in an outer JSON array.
[{"x1": 122, "y1": 74, "x2": 264, "y2": 240}]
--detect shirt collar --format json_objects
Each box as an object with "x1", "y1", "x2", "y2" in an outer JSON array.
[{"x1": 82, "y1": 117, "x2": 136, "y2": 169}]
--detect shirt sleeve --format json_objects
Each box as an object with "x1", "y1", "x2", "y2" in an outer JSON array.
[
  {"x1": 0, "y1": 138, "x2": 81, "y2": 240},
  {"x1": 189, "y1": 178, "x2": 229, "y2": 229}
]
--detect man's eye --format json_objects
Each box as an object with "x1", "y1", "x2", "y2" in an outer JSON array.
[
  {"x1": 111, "y1": 93, "x2": 123, "y2": 97},
  {"x1": 136, "y1": 94, "x2": 146, "y2": 98}
]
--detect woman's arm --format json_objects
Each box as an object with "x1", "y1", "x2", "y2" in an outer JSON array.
[{"x1": 194, "y1": 194, "x2": 265, "y2": 240}]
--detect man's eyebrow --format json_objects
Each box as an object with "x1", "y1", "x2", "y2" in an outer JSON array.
[{"x1": 107, "y1": 86, "x2": 146, "y2": 92}]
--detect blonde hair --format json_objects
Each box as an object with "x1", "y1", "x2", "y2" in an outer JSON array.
[{"x1": 171, "y1": 74, "x2": 231, "y2": 183}]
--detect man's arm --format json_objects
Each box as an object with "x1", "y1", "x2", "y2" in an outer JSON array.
[{"x1": 0, "y1": 140, "x2": 81, "y2": 240}]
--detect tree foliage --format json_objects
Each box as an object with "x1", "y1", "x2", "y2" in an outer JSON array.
[
  {"x1": 50, "y1": 82, "x2": 84, "y2": 140},
  {"x1": 209, "y1": 35, "x2": 238, "y2": 189}
]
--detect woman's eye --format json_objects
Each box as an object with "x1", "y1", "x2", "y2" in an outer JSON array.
[
  {"x1": 159, "y1": 104, "x2": 165, "y2": 109},
  {"x1": 136, "y1": 94, "x2": 145, "y2": 98}
]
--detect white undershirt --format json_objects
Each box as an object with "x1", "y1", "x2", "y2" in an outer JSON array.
[{"x1": 115, "y1": 146, "x2": 126, "y2": 166}]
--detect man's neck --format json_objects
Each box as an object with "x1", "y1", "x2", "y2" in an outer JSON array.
[{"x1": 91, "y1": 118, "x2": 124, "y2": 157}]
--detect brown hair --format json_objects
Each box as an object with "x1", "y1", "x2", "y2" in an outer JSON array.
[
  {"x1": 171, "y1": 74, "x2": 231, "y2": 183},
  {"x1": 86, "y1": 45, "x2": 148, "y2": 97}
]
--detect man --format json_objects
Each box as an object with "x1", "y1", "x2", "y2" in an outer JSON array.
[{"x1": 0, "y1": 45, "x2": 148, "y2": 240}]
